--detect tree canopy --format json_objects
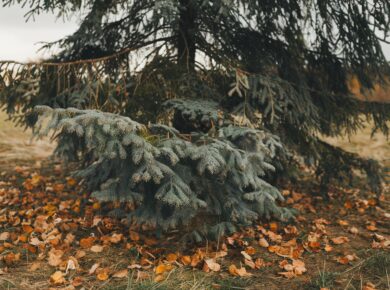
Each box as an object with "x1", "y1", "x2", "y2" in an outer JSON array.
[{"x1": 0, "y1": 0, "x2": 389, "y2": 235}]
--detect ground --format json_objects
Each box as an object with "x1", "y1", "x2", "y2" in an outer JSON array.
[{"x1": 0, "y1": 111, "x2": 388, "y2": 290}]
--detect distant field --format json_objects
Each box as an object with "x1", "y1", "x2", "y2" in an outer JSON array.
[
  {"x1": 0, "y1": 111, "x2": 54, "y2": 168},
  {"x1": 322, "y1": 125, "x2": 389, "y2": 163}
]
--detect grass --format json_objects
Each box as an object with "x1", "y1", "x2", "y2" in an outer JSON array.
[
  {"x1": 360, "y1": 250, "x2": 390, "y2": 278},
  {"x1": 304, "y1": 262, "x2": 339, "y2": 290}
]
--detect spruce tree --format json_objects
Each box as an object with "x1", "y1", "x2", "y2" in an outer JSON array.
[{"x1": 1, "y1": 0, "x2": 389, "y2": 236}]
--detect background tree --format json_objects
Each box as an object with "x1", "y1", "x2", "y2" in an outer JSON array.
[{"x1": 0, "y1": 0, "x2": 389, "y2": 236}]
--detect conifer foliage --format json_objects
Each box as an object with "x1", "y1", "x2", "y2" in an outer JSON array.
[{"x1": 34, "y1": 105, "x2": 291, "y2": 236}]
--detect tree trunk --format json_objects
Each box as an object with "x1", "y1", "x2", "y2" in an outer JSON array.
[{"x1": 177, "y1": 0, "x2": 197, "y2": 71}]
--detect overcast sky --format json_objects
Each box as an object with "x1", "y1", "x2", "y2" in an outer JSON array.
[{"x1": 1, "y1": 4, "x2": 390, "y2": 62}]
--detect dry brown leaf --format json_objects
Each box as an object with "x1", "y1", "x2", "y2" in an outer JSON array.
[
  {"x1": 129, "y1": 231, "x2": 140, "y2": 241},
  {"x1": 154, "y1": 274, "x2": 165, "y2": 282},
  {"x1": 90, "y1": 245, "x2": 103, "y2": 253},
  {"x1": 259, "y1": 238, "x2": 269, "y2": 248},
  {"x1": 269, "y1": 222, "x2": 278, "y2": 232},
  {"x1": 0, "y1": 232, "x2": 10, "y2": 241},
  {"x1": 324, "y1": 244, "x2": 333, "y2": 252},
  {"x1": 65, "y1": 257, "x2": 79, "y2": 273},
  {"x1": 72, "y1": 277, "x2": 84, "y2": 287},
  {"x1": 113, "y1": 269, "x2": 128, "y2": 279},
  {"x1": 204, "y1": 259, "x2": 221, "y2": 272},
  {"x1": 29, "y1": 237, "x2": 43, "y2": 246},
  {"x1": 166, "y1": 253, "x2": 178, "y2": 263},
  {"x1": 88, "y1": 263, "x2": 100, "y2": 275},
  {"x1": 240, "y1": 250, "x2": 252, "y2": 261},
  {"x1": 211, "y1": 251, "x2": 228, "y2": 259},
  {"x1": 191, "y1": 254, "x2": 201, "y2": 267},
  {"x1": 137, "y1": 270, "x2": 150, "y2": 281},
  {"x1": 331, "y1": 236, "x2": 349, "y2": 245},
  {"x1": 64, "y1": 233, "x2": 75, "y2": 244},
  {"x1": 245, "y1": 246, "x2": 256, "y2": 255},
  {"x1": 349, "y1": 227, "x2": 359, "y2": 234},
  {"x1": 338, "y1": 220, "x2": 349, "y2": 226},
  {"x1": 50, "y1": 271, "x2": 66, "y2": 285},
  {"x1": 254, "y1": 258, "x2": 266, "y2": 269},
  {"x1": 292, "y1": 260, "x2": 306, "y2": 275},
  {"x1": 97, "y1": 270, "x2": 109, "y2": 281},
  {"x1": 228, "y1": 264, "x2": 252, "y2": 277},
  {"x1": 181, "y1": 255, "x2": 191, "y2": 266},
  {"x1": 22, "y1": 225, "x2": 34, "y2": 234},
  {"x1": 366, "y1": 225, "x2": 377, "y2": 231},
  {"x1": 362, "y1": 282, "x2": 376, "y2": 290},
  {"x1": 75, "y1": 250, "x2": 86, "y2": 259},
  {"x1": 109, "y1": 233, "x2": 123, "y2": 244},
  {"x1": 80, "y1": 236, "x2": 95, "y2": 248},
  {"x1": 29, "y1": 262, "x2": 41, "y2": 272},
  {"x1": 244, "y1": 259, "x2": 256, "y2": 269},
  {"x1": 48, "y1": 249, "x2": 64, "y2": 267},
  {"x1": 336, "y1": 254, "x2": 356, "y2": 265},
  {"x1": 155, "y1": 264, "x2": 173, "y2": 275}
]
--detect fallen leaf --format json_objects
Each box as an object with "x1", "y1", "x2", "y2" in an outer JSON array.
[
  {"x1": 129, "y1": 231, "x2": 140, "y2": 241},
  {"x1": 29, "y1": 262, "x2": 41, "y2": 272},
  {"x1": 109, "y1": 233, "x2": 123, "y2": 244},
  {"x1": 228, "y1": 264, "x2": 252, "y2": 277},
  {"x1": 4, "y1": 252, "x2": 20, "y2": 265},
  {"x1": 80, "y1": 237, "x2": 95, "y2": 248},
  {"x1": 155, "y1": 264, "x2": 173, "y2": 275},
  {"x1": 204, "y1": 259, "x2": 221, "y2": 272},
  {"x1": 88, "y1": 263, "x2": 100, "y2": 275},
  {"x1": 154, "y1": 274, "x2": 165, "y2": 282},
  {"x1": 75, "y1": 250, "x2": 86, "y2": 259},
  {"x1": 48, "y1": 249, "x2": 64, "y2": 267},
  {"x1": 113, "y1": 269, "x2": 128, "y2": 278},
  {"x1": 244, "y1": 259, "x2": 256, "y2": 269},
  {"x1": 324, "y1": 244, "x2": 333, "y2": 252},
  {"x1": 72, "y1": 277, "x2": 84, "y2": 287},
  {"x1": 240, "y1": 250, "x2": 252, "y2": 261},
  {"x1": 29, "y1": 237, "x2": 43, "y2": 246},
  {"x1": 97, "y1": 269, "x2": 109, "y2": 281},
  {"x1": 50, "y1": 271, "x2": 66, "y2": 285},
  {"x1": 181, "y1": 255, "x2": 191, "y2": 265},
  {"x1": 259, "y1": 238, "x2": 269, "y2": 248},
  {"x1": 338, "y1": 220, "x2": 349, "y2": 226},
  {"x1": 136, "y1": 270, "x2": 150, "y2": 281},
  {"x1": 65, "y1": 258, "x2": 78, "y2": 273},
  {"x1": 292, "y1": 260, "x2": 306, "y2": 275},
  {"x1": 349, "y1": 227, "x2": 359, "y2": 234},
  {"x1": 362, "y1": 282, "x2": 376, "y2": 290},
  {"x1": 0, "y1": 232, "x2": 10, "y2": 241},
  {"x1": 331, "y1": 236, "x2": 349, "y2": 245},
  {"x1": 22, "y1": 225, "x2": 34, "y2": 234},
  {"x1": 166, "y1": 253, "x2": 178, "y2": 263},
  {"x1": 90, "y1": 245, "x2": 103, "y2": 253}
]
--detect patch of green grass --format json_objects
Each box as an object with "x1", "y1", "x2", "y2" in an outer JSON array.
[
  {"x1": 304, "y1": 263, "x2": 338, "y2": 290},
  {"x1": 0, "y1": 278, "x2": 17, "y2": 290},
  {"x1": 210, "y1": 276, "x2": 253, "y2": 290},
  {"x1": 361, "y1": 250, "x2": 390, "y2": 277}
]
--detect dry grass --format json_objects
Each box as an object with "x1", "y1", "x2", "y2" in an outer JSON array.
[{"x1": 0, "y1": 111, "x2": 54, "y2": 170}]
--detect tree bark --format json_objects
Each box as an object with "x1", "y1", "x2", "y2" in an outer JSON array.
[{"x1": 177, "y1": 0, "x2": 197, "y2": 71}]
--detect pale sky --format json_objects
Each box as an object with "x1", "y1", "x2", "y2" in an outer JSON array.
[{"x1": 1, "y1": 4, "x2": 390, "y2": 62}]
